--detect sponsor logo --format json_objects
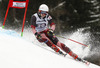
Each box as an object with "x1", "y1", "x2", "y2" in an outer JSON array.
[{"x1": 13, "y1": 2, "x2": 26, "y2": 7}]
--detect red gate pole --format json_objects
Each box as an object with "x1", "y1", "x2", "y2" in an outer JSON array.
[
  {"x1": 2, "y1": 0, "x2": 11, "y2": 28},
  {"x1": 21, "y1": 0, "x2": 29, "y2": 37}
]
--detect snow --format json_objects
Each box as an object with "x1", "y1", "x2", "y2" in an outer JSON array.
[{"x1": 0, "y1": 28, "x2": 100, "y2": 68}]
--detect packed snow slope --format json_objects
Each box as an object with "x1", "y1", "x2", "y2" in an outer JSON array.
[{"x1": 0, "y1": 28, "x2": 100, "y2": 68}]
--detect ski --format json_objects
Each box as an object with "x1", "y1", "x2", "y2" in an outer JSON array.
[
  {"x1": 81, "y1": 59, "x2": 90, "y2": 66},
  {"x1": 33, "y1": 41, "x2": 67, "y2": 57},
  {"x1": 33, "y1": 42, "x2": 90, "y2": 66},
  {"x1": 76, "y1": 57, "x2": 90, "y2": 66}
]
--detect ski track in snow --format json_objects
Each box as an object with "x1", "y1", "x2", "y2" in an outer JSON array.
[{"x1": 0, "y1": 27, "x2": 100, "y2": 68}]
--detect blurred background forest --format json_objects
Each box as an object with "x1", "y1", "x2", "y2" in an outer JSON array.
[
  {"x1": 0, "y1": 0, "x2": 100, "y2": 66},
  {"x1": 0, "y1": 0, "x2": 100, "y2": 33}
]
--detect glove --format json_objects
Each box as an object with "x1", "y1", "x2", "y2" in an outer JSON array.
[
  {"x1": 35, "y1": 32, "x2": 41, "y2": 39},
  {"x1": 49, "y1": 29, "x2": 54, "y2": 33}
]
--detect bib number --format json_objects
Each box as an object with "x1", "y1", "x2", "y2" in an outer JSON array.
[{"x1": 38, "y1": 23, "x2": 46, "y2": 28}]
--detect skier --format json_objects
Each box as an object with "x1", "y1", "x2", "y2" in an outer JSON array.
[{"x1": 31, "y1": 4, "x2": 82, "y2": 61}]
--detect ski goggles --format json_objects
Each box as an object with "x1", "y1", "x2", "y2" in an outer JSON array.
[{"x1": 41, "y1": 11, "x2": 48, "y2": 15}]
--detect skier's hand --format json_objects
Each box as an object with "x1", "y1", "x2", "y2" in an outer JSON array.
[
  {"x1": 49, "y1": 29, "x2": 53, "y2": 33},
  {"x1": 35, "y1": 32, "x2": 41, "y2": 39}
]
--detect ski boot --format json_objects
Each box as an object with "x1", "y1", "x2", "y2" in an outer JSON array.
[
  {"x1": 58, "y1": 50, "x2": 67, "y2": 57},
  {"x1": 80, "y1": 59, "x2": 90, "y2": 65},
  {"x1": 76, "y1": 57, "x2": 82, "y2": 61}
]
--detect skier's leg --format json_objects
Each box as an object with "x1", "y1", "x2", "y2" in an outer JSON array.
[
  {"x1": 57, "y1": 41, "x2": 79, "y2": 60},
  {"x1": 45, "y1": 30, "x2": 81, "y2": 60},
  {"x1": 38, "y1": 33, "x2": 62, "y2": 53}
]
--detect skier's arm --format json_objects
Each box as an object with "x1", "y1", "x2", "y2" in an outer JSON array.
[
  {"x1": 50, "y1": 22, "x2": 55, "y2": 31},
  {"x1": 32, "y1": 27, "x2": 37, "y2": 34},
  {"x1": 31, "y1": 16, "x2": 37, "y2": 34},
  {"x1": 31, "y1": 15, "x2": 41, "y2": 39},
  {"x1": 48, "y1": 15, "x2": 55, "y2": 31}
]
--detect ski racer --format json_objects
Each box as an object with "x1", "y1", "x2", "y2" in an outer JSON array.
[{"x1": 31, "y1": 4, "x2": 82, "y2": 61}]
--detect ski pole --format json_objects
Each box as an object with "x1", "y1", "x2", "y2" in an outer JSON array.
[{"x1": 56, "y1": 35, "x2": 88, "y2": 47}]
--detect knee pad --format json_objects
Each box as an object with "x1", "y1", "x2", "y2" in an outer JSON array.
[
  {"x1": 47, "y1": 31, "x2": 54, "y2": 37},
  {"x1": 46, "y1": 31, "x2": 58, "y2": 45}
]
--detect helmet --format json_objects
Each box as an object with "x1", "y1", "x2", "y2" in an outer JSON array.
[{"x1": 39, "y1": 4, "x2": 49, "y2": 12}]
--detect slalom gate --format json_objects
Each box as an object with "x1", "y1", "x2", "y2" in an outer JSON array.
[{"x1": 2, "y1": 0, "x2": 29, "y2": 37}]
